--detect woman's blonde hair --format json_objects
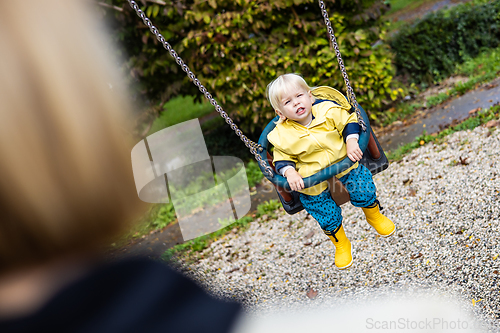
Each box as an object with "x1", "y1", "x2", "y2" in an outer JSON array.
[
  {"x1": 266, "y1": 74, "x2": 314, "y2": 124},
  {"x1": 0, "y1": 0, "x2": 143, "y2": 274}
]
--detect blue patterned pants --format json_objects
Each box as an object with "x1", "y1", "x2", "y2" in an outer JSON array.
[{"x1": 299, "y1": 164, "x2": 377, "y2": 235}]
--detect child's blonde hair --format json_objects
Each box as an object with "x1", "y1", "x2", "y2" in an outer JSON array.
[{"x1": 266, "y1": 74, "x2": 314, "y2": 124}]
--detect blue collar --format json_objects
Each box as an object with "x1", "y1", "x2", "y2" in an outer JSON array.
[{"x1": 313, "y1": 99, "x2": 340, "y2": 106}]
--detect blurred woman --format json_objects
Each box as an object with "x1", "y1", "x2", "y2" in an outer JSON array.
[{"x1": 0, "y1": 1, "x2": 240, "y2": 332}]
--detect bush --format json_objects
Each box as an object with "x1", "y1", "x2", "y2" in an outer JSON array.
[
  {"x1": 101, "y1": 0, "x2": 399, "y2": 132},
  {"x1": 390, "y1": 0, "x2": 500, "y2": 85}
]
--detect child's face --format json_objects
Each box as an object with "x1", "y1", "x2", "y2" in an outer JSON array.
[{"x1": 276, "y1": 86, "x2": 314, "y2": 126}]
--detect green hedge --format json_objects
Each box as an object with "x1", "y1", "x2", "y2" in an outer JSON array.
[
  {"x1": 101, "y1": 0, "x2": 400, "y2": 132},
  {"x1": 390, "y1": 0, "x2": 500, "y2": 85}
]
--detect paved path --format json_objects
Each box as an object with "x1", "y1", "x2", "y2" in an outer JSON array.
[
  {"x1": 107, "y1": 179, "x2": 278, "y2": 260},
  {"x1": 379, "y1": 78, "x2": 500, "y2": 152}
]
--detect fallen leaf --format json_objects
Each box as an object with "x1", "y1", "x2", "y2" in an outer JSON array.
[
  {"x1": 468, "y1": 107, "x2": 481, "y2": 115},
  {"x1": 306, "y1": 288, "x2": 318, "y2": 299},
  {"x1": 485, "y1": 120, "x2": 500, "y2": 128},
  {"x1": 410, "y1": 253, "x2": 423, "y2": 259},
  {"x1": 472, "y1": 299, "x2": 483, "y2": 306},
  {"x1": 458, "y1": 156, "x2": 470, "y2": 165},
  {"x1": 408, "y1": 188, "x2": 417, "y2": 196},
  {"x1": 304, "y1": 241, "x2": 312, "y2": 246},
  {"x1": 227, "y1": 267, "x2": 239, "y2": 273}
]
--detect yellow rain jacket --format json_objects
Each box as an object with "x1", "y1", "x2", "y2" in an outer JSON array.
[{"x1": 267, "y1": 87, "x2": 359, "y2": 196}]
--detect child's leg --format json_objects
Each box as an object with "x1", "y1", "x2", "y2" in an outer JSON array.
[
  {"x1": 339, "y1": 164, "x2": 395, "y2": 237},
  {"x1": 299, "y1": 191, "x2": 353, "y2": 269},
  {"x1": 361, "y1": 201, "x2": 396, "y2": 237}
]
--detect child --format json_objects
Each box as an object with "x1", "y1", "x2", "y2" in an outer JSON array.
[{"x1": 266, "y1": 73, "x2": 395, "y2": 269}]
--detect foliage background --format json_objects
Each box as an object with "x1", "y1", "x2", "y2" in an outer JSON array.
[
  {"x1": 100, "y1": 0, "x2": 400, "y2": 132},
  {"x1": 390, "y1": 0, "x2": 500, "y2": 85}
]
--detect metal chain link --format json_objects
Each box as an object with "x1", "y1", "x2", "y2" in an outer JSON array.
[
  {"x1": 317, "y1": 0, "x2": 367, "y2": 131},
  {"x1": 126, "y1": 0, "x2": 274, "y2": 176}
]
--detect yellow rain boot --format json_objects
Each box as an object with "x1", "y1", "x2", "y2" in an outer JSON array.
[
  {"x1": 362, "y1": 200, "x2": 395, "y2": 237},
  {"x1": 327, "y1": 225, "x2": 353, "y2": 269}
]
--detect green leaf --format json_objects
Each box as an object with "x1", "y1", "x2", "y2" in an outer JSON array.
[
  {"x1": 109, "y1": 0, "x2": 398, "y2": 132},
  {"x1": 152, "y1": 5, "x2": 160, "y2": 18}
]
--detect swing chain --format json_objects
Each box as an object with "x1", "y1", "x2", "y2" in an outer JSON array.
[
  {"x1": 317, "y1": 0, "x2": 367, "y2": 132},
  {"x1": 126, "y1": 0, "x2": 274, "y2": 176}
]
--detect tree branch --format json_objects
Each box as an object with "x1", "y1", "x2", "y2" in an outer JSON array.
[
  {"x1": 138, "y1": 119, "x2": 155, "y2": 140},
  {"x1": 96, "y1": 2, "x2": 123, "y2": 12},
  {"x1": 291, "y1": 7, "x2": 310, "y2": 45},
  {"x1": 146, "y1": 0, "x2": 167, "y2": 5}
]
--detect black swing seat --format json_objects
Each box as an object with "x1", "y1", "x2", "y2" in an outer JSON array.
[{"x1": 257, "y1": 86, "x2": 389, "y2": 215}]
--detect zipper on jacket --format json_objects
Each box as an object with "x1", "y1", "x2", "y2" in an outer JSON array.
[{"x1": 308, "y1": 131, "x2": 331, "y2": 165}]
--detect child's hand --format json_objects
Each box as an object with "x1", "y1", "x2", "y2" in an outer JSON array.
[
  {"x1": 284, "y1": 168, "x2": 304, "y2": 191},
  {"x1": 346, "y1": 138, "x2": 363, "y2": 162}
]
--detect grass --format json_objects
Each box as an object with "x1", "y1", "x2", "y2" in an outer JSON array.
[
  {"x1": 245, "y1": 159, "x2": 265, "y2": 189},
  {"x1": 130, "y1": 92, "x2": 266, "y2": 240},
  {"x1": 117, "y1": 158, "x2": 265, "y2": 245},
  {"x1": 148, "y1": 95, "x2": 215, "y2": 135},
  {"x1": 162, "y1": 215, "x2": 254, "y2": 263},
  {"x1": 454, "y1": 48, "x2": 500, "y2": 93},
  {"x1": 256, "y1": 199, "x2": 282, "y2": 219},
  {"x1": 387, "y1": 104, "x2": 500, "y2": 161},
  {"x1": 380, "y1": 46, "x2": 500, "y2": 127},
  {"x1": 384, "y1": 0, "x2": 436, "y2": 16},
  {"x1": 379, "y1": 0, "x2": 500, "y2": 127},
  {"x1": 162, "y1": 199, "x2": 283, "y2": 263},
  {"x1": 113, "y1": 203, "x2": 175, "y2": 248},
  {"x1": 123, "y1": 85, "x2": 266, "y2": 245},
  {"x1": 383, "y1": 0, "x2": 447, "y2": 31}
]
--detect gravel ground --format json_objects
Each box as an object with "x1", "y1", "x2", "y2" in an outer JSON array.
[{"x1": 176, "y1": 125, "x2": 500, "y2": 330}]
